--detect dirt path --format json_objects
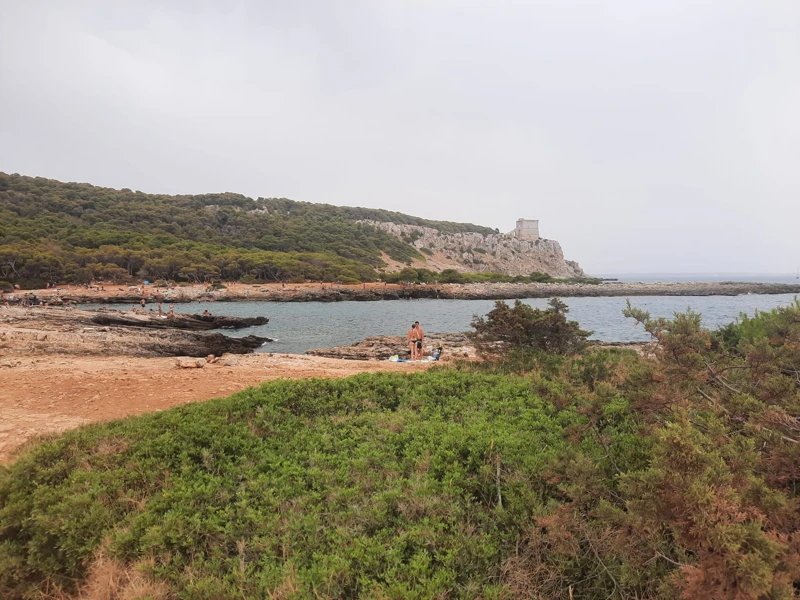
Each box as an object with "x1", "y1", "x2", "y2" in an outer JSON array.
[{"x1": 0, "y1": 353, "x2": 431, "y2": 464}]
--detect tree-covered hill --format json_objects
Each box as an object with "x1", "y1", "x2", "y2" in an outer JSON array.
[{"x1": 0, "y1": 173, "x2": 496, "y2": 286}]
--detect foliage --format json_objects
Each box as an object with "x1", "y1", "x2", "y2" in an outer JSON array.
[
  {"x1": 715, "y1": 298, "x2": 800, "y2": 352},
  {"x1": 379, "y1": 268, "x2": 578, "y2": 285},
  {"x1": 619, "y1": 299, "x2": 800, "y2": 599},
  {"x1": 469, "y1": 298, "x2": 593, "y2": 358},
  {"x1": 0, "y1": 173, "x2": 494, "y2": 285},
  {"x1": 0, "y1": 370, "x2": 638, "y2": 599}
]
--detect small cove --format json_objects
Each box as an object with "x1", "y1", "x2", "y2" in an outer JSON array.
[{"x1": 82, "y1": 294, "x2": 799, "y2": 355}]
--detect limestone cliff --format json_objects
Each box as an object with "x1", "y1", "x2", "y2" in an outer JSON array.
[{"x1": 361, "y1": 221, "x2": 585, "y2": 278}]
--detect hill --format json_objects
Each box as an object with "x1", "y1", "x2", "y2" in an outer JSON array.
[{"x1": 0, "y1": 173, "x2": 582, "y2": 287}]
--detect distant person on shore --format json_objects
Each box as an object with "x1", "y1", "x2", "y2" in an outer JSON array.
[
  {"x1": 168, "y1": 303, "x2": 175, "y2": 317},
  {"x1": 140, "y1": 298, "x2": 146, "y2": 309},
  {"x1": 157, "y1": 301, "x2": 163, "y2": 316},
  {"x1": 414, "y1": 321, "x2": 424, "y2": 359},
  {"x1": 407, "y1": 323, "x2": 418, "y2": 360}
]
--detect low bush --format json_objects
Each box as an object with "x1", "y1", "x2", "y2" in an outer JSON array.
[
  {"x1": 0, "y1": 370, "x2": 639, "y2": 599},
  {"x1": 469, "y1": 298, "x2": 592, "y2": 358}
]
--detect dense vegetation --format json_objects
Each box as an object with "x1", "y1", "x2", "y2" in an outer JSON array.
[
  {"x1": 469, "y1": 298, "x2": 592, "y2": 358},
  {"x1": 0, "y1": 173, "x2": 496, "y2": 287},
  {"x1": 1, "y1": 301, "x2": 799, "y2": 598}
]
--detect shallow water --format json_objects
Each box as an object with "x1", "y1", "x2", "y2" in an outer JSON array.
[{"x1": 83, "y1": 294, "x2": 799, "y2": 355}]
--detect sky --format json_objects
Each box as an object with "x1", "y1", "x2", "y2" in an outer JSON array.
[{"x1": 1, "y1": 1, "x2": 799, "y2": 274}]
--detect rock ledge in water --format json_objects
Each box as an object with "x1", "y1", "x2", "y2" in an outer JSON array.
[{"x1": 307, "y1": 333, "x2": 475, "y2": 361}]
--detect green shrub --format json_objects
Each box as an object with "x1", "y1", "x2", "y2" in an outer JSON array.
[
  {"x1": 469, "y1": 298, "x2": 592, "y2": 357},
  {"x1": 0, "y1": 371, "x2": 632, "y2": 599}
]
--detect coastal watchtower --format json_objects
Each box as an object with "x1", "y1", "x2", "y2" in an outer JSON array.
[{"x1": 511, "y1": 218, "x2": 539, "y2": 241}]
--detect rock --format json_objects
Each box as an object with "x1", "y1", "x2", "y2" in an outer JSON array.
[
  {"x1": 0, "y1": 307, "x2": 273, "y2": 359},
  {"x1": 307, "y1": 332, "x2": 474, "y2": 361},
  {"x1": 206, "y1": 354, "x2": 216, "y2": 363},
  {"x1": 359, "y1": 220, "x2": 585, "y2": 278},
  {"x1": 222, "y1": 356, "x2": 238, "y2": 367},
  {"x1": 91, "y1": 312, "x2": 269, "y2": 331},
  {"x1": 176, "y1": 358, "x2": 205, "y2": 369}
]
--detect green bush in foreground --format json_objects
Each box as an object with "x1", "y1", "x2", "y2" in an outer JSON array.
[{"x1": 0, "y1": 368, "x2": 647, "y2": 599}]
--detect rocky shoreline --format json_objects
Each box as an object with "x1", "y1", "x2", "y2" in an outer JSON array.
[
  {"x1": 0, "y1": 307, "x2": 272, "y2": 358},
  {"x1": 306, "y1": 333, "x2": 650, "y2": 361},
  {"x1": 90, "y1": 311, "x2": 268, "y2": 330},
  {"x1": 307, "y1": 333, "x2": 476, "y2": 361},
  {"x1": 43, "y1": 280, "x2": 800, "y2": 305}
]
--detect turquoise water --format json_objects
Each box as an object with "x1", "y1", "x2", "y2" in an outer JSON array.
[{"x1": 84, "y1": 294, "x2": 799, "y2": 355}]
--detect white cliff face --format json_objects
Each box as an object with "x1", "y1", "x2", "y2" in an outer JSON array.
[{"x1": 361, "y1": 221, "x2": 586, "y2": 278}]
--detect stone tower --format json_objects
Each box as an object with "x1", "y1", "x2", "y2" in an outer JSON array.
[{"x1": 512, "y1": 218, "x2": 540, "y2": 241}]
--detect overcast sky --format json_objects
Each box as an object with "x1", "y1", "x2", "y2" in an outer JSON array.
[{"x1": 1, "y1": 1, "x2": 799, "y2": 274}]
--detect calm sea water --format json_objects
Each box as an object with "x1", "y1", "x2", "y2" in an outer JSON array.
[
  {"x1": 599, "y1": 273, "x2": 799, "y2": 284},
  {"x1": 85, "y1": 294, "x2": 799, "y2": 355}
]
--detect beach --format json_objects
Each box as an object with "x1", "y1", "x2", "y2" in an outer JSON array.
[{"x1": 0, "y1": 351, "x2": 433, "y2": 464}]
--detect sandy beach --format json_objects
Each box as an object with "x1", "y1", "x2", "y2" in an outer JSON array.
[{"x1": 0, "y1": 352, "x2": 432, "y2": 464}]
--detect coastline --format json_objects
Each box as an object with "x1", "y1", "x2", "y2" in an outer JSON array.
[{"x1": 10, "y1": 280, "x2": 800, "y2": 305}]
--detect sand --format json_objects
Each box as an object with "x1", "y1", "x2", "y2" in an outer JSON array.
[{"x1": 0, "y1": 352, "x2": 432, "y2": 464}]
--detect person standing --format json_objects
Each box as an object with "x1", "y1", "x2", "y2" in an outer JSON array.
[
  {"x1": 414, "y1": 321, "x2": 425, "y2": 359},
  {"x1": 407, "y1": 323, "x2": 418, "y2": 360}
]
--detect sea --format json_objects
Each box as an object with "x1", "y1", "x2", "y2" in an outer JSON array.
[
  {"x1": 598, "y1": 273, "x2": 799, "y2": 284},
  {"x1": 85, "y1": 282, "x2": 800, "y2": 355},
  {"x1": 78, "y1": 273, "x2": 798, "y2": 354}
]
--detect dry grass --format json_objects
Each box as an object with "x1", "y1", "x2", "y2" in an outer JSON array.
[{"x1": 39, "y1": 550, "x2": 172, "y2": 600}]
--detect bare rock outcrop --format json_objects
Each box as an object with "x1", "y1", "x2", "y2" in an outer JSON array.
[
  {"x1": 91, "y1": 312, "x2": 268, "y2": 330},
  {"x1": 307, "y1": 332, "x2": 475, "y2": 361},
  {"x1": 0, "y1": 308, "x2": 272, "y2": 358},
  {"x1": 361, "y1": 220, "x2": 585, "y2": 278}
]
